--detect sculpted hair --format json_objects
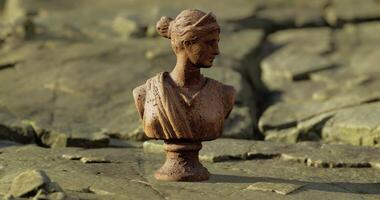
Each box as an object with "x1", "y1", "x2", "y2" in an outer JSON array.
[
  {"x1": 156, "y1": 9, "x2": 220, "y2": 51},
  {"x1": 156, "y1": 16, "x2": 173, "y2": 39}
]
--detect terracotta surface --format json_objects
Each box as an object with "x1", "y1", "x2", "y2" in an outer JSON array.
[
  {"x1": 133, "y1": 9, "x2": 236, "y2": 181},
  {"x1": 155, "y1": 141, "x2": 210, "y2": 181}
]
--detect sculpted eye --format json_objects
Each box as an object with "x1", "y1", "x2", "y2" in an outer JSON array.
[{"x1": 207, "y1": 40, "x2": 215, "y2": 45}]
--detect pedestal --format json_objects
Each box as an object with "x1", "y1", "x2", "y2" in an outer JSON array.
[{"x1": 154, "y1": 140, "x2": 210, "y2": 181}]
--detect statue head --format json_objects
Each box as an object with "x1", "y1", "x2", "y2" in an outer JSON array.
[{"x1": 156, "y1": 9, "x2": 220, "y2": 68}]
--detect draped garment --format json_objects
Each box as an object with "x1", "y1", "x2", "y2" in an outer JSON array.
[{"x1": 142, "y1": 72, "x2": 232, "y2": 141}]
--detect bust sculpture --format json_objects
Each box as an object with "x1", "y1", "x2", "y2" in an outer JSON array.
[{"x1": 133, "y1": 9, "x2": 235, "y2": 181}]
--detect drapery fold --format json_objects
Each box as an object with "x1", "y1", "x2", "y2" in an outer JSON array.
[{"x1": 145, "y1": 72, "x2": 192, "y2": 139}]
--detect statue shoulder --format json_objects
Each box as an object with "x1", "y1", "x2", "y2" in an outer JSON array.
[
  {"x1": 133, "y1": 84, "x2": 146, "y2": 120},
  {"x1": 222, "y1": 84, "x2": 236, "y2": 118},
  {"x1": 132, "y1": 72, "x2": 165, "y2": 119},
  {"x1": 223, "y1": 85, "x2": 236, "y2": 102},
  {"x1": 206, "y1": 78, "x2": 236, "y2": 118}
]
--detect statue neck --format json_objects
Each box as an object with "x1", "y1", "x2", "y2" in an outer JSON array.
[{"x1": 170, "y1": 54, "x2": 203, "y2": 88}]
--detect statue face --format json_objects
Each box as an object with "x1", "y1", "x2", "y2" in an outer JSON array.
[{"x1": 184, "y1": 30, "x2": 220, "y2": 68}]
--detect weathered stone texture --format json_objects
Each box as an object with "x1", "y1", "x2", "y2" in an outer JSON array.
[
  {"x1": 1, "y1": 0, "x2": 380, "y2": 198},
  {"x1": 0, "y1": 141, "x2": 379, "y2": 199},
  {"x1": 259, "y1": 22, "x2": 380, "y2": 145}
]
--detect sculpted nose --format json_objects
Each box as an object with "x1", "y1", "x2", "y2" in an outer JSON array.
[{"x1": 213, "y1": 43, "x2": 220, "y2": 55}]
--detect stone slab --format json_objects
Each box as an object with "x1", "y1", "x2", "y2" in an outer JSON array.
[
  {"x1": 0, "y1": 142, "x2": 379, "y2": 199},
  {"x1": 143, "y1": 139, "x2": 380, "y2": 168}
]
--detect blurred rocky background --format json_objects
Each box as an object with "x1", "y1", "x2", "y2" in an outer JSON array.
[{"x1": 0, "y1": 0, "x2": 380, "y2": 199}]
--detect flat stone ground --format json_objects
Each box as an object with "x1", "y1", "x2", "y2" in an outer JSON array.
[
  {"x1": 0, "y1": 139, "x2": 380, "y2": 199},
  {"x1": 1, "y1": 0, "x2": 380, "y2": 199}
]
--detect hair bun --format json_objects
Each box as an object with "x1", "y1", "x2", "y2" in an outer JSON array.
[{"x1": 156, "y1": 16, "x2": 173, "y2": 39}]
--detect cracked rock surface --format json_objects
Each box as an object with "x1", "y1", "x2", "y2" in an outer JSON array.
[
  {"x1": 144, "y1": 139, "x2": 380, "y2": 168},
  {"x1": 0, "y1": 0, "x2": 266, "y2": 145},
  {"x1": 1, "y1": 0, "x2": 380, "y2": 199},
  {"x1": 259, "y1": 22, "x2": 380, "y2": 145},
  {"x1": 1, "y1": 0, "x2": 379, "y2": 146},
  {"x1": 0, "y1": 140, "x2": 379, "y2": 199}
]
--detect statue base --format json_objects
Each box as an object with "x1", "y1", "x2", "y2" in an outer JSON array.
[{"x1": 154, "y1": 140, "x2": 210, "y2": 181}]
